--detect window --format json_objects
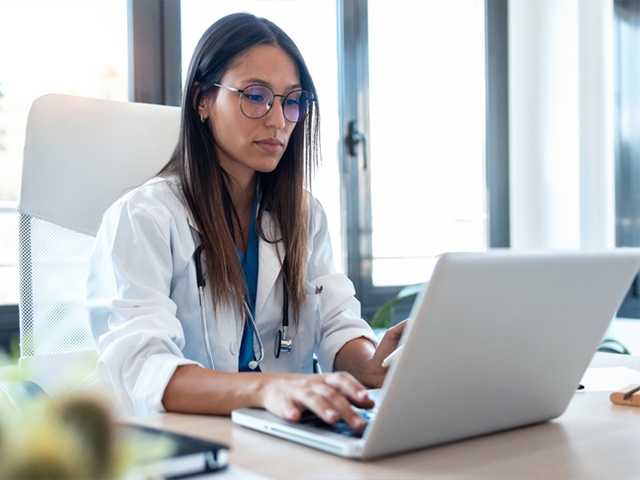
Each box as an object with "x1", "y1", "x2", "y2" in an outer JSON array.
[
  {"x1": 340, "y1": 0, "x2": 494, "y2": 317},
  {"x1": 181, "y1": 0, "x2": 345, "y2": 270},
  {"x1": 0, "y1": 1, "x2": 128, "y2": 305},
  {"x1": 2, "y1": 1, "x2": 507, "y2": 323},
  {"x1": 615, "y1": 0, "x2": 640, "y2": 318},
  {"x1": 367, "y1": 0, "x2": 487, "y2": 287}
]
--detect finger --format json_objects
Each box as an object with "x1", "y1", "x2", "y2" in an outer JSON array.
[
  {"x1": 268, "y1": 396, "x2": 302, "y2": 422},
  {"x1": 385, "y1": 320, "x2": 407, "y2": 339},
  {"x1": 328, "y1": 373, "x2": 374, "y2": 407},
  {"x1": 395, "y1": 319, "x2": 408, "y2": 333},
  {"x1": 294, "y1": 391, "x2": 340, "y2": 424},
  {"x1": 282, "y1": 399, "x2": 302, "y2": 422},
  {"x1": 324, "y1": 372, "x2": 375, "y2": 409},
  {"x1": 312, "y1": 384, "x2": 366, "y2": 432}
]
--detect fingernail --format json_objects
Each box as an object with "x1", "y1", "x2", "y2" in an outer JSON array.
[
  {"x1": 326, "y1": 409, "x2": 338, "y2": 421},
  {"x1": 359, "y1": 391, "x2": 369, "y2": 400},
  {"x1": 288, "y1": 409, "x2": 298, "y2": 420},
  {"x1": 355, "y1": 419, "x2": 366, "y2": 429}
]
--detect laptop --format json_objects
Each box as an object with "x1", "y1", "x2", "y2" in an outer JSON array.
[{"x1": 232, "y1": 250, "x2": 640, "y2": 459}]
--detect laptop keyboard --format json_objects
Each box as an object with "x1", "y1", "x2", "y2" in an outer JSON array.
[{"x1": 298, "y1": 408, "x2": 376, "y2": 438}]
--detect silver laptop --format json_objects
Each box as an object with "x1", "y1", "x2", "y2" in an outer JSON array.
[{"x1": 232, "y1": 250, "x2": 640, "y2": 459}]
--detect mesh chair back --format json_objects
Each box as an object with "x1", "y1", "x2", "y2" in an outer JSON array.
[{"x1": 18, "y1": 214, "x2": 95, "y2": 357}]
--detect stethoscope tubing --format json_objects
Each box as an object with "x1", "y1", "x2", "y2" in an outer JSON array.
[
  {"x1": 193, "y1": 244, "x2": 290, "y2": 370},
  {"x1": 198, "y1": 285, "x2": 216, "y2": 368}
]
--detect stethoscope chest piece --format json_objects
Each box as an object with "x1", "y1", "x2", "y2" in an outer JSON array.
[{"x1": 274, "y1": 325, "x2": 293, "y2": 358}]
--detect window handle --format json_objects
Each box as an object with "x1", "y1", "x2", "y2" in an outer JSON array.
[{"x1": 346, "y1": 120, "x2": 368, "y2": 170}]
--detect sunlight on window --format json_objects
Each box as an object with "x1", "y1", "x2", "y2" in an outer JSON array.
[
  {"x1": 367, "y1": 0, "x2": 487, "y2": 286},
  {"x1": 0, "y1": 1, "x2": 128, "y2": 303}
]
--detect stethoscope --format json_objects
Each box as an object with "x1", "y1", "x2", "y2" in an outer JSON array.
[{"x1": 193, "y1": 244, "x2": 293, "y2": 371}]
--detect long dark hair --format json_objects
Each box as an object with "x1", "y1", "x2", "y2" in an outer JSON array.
[{"x1": 159, "y1": 13, "x2": 320, "y2": 319}]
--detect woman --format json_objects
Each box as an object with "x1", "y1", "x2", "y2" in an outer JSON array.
[{"x1": 87, "y1": 13, "x2": 404, "y2": 432}]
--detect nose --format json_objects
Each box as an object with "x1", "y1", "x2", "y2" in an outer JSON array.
[{"x1": 264, "y1": 97, "x2": 287, "y2": 130}]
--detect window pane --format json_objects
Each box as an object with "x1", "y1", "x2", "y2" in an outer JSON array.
[
  {"x1": 181, "y1": 1, "x2": 344, "y2": 270},
  {"x1": 0, "y1": 1, "x2": 128, "y2": 304},
  {"x1": 614, "y1": 0, "x2": 640, "y2": 318},
  {"x1": 0, "y1": 204, "x2": 18, "y2": 304},
  {"x1": 367, "y1": 0, "x2": 487, "y2": 286}
]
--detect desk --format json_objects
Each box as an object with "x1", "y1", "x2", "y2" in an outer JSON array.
[{"x1": 129, "y1": 353, "x2": 640, "y2": 479}]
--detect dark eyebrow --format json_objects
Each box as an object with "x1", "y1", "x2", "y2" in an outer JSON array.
[{"x1": 240, "y1": 78, "x2": 302, "y2": 91}]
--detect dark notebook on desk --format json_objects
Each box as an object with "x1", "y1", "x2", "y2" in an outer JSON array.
[{"x1": 121, "y1": 423, "x2": 229, "y2": 479}]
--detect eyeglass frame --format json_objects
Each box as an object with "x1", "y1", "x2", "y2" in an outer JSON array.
[{"x1": 212, "y1": 82, "x2": 314, "y2": 123}]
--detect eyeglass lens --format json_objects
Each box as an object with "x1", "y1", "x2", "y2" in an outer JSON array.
[{"x1": 241, "y1": 85, "x2": 311, "y2": 123}]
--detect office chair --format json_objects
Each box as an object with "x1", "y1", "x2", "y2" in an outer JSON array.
[{"x1": 16, "y1": 94, "x2": 180, "y2": 394}]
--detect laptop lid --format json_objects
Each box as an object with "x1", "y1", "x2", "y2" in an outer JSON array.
[{"x1": 362, "y1": 250, "x2": 640, "y2": 458}]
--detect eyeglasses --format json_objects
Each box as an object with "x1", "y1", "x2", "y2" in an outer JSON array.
[{"x1": 213, "y1": 82, "x2": 314, "y2": 123}]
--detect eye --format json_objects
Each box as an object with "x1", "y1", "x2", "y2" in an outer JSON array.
[
  {"x1": 247, "y1": 93, "x2": 266, "y2": 104},
  {"x1": 244, "y1": 85, "x2": 270, "y2": 104}
]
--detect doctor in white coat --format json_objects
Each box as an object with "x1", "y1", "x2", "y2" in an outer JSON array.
[{"x1": 87, "y1": 13, "x2": 405, "y2": 433}]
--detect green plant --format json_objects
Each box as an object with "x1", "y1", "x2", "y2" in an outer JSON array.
[{"x1": 369, "y1": 283, "x2": 425, "y2": 329}]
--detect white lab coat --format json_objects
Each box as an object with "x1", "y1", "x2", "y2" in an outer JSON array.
[{"x1": 87, "y1": 176, "x2": 377, "y2": 416}]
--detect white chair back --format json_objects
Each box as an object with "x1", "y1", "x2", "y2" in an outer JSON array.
[{"x1": 18, "y1": 94, "x2": 180, "y2": 393}]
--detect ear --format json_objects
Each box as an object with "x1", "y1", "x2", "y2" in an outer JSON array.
[
  {"x1": 197, "y1": 100, "x2": 209, "y2": 122},
  {"x1": 191, "y1": 84, "x2": 206, "y2": 120}
]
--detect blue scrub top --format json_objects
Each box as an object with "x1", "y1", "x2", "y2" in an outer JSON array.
[{"x1": 238, "y1": 196, "x2": 260, "y2": 372}]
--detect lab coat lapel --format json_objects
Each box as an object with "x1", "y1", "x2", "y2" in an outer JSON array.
[{"x1": 256, "y1": 210, "x2": 285, "y2": 317}]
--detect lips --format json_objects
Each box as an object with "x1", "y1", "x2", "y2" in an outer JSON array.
[
  {"x1": 255, "y1": 139, "x2": 284, "y2": 147},
  {"x1": 254, "y1": 138, "x2": 285, "y2": 154}
]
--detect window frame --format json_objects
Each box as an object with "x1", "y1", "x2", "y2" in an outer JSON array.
[{"x1": 128, "y1": 0, "x2": 182, "y2": 106}]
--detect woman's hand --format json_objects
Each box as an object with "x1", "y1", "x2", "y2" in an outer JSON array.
[
  {"x1": 332, "y1": 320, "x2": 408, "y2": 389},
  {"x1": 259, "y1": 372, "x2": 375, "y2": 432},
  {"x1": 359, "y1": 320, "x2": 407, "y2": 388}
]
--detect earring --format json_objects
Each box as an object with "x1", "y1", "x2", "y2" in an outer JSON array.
[{"x1": 200, "y1": 114, "x2": 206, "y2": 123}]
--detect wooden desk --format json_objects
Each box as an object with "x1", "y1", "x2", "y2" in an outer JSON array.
[{"x1": 130, "y1": 354, "x2": 640, "y2": 479}]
